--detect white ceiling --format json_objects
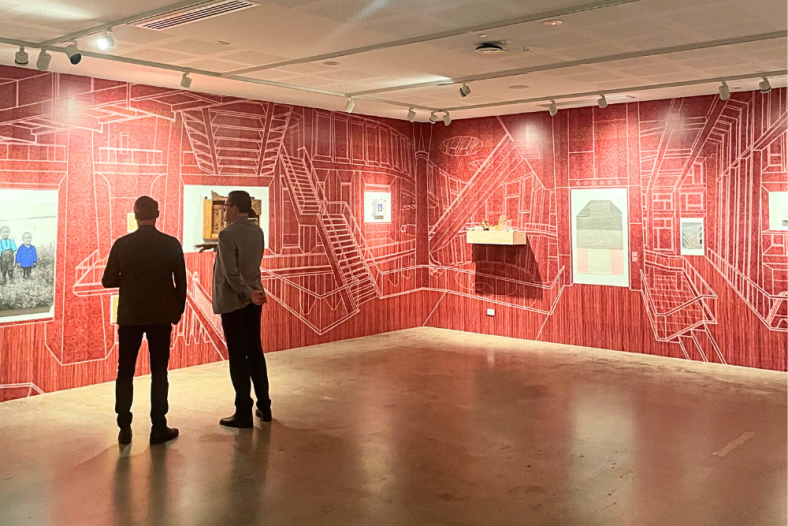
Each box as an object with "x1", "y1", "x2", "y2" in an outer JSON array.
[{"x1": 0, "y1": 0, "x2": 784, "y2": 121}]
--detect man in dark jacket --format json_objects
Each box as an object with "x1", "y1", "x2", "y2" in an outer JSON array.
[{"x1": 102, "y1": 196, "x2": 187, "y2": 445}]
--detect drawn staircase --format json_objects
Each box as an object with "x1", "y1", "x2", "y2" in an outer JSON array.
[
  {"x1": 429, "y1": 137, "x2": 524, "y2": 252},
  {"x1": 281, "y1": 150, "x2": 380, "y2": 311}
]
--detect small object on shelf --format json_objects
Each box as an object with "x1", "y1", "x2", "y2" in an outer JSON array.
[
  {"x1": 202, "y1": 191, "x2": 263, "y2": 242},
  {"x1": 480, "y1": 218, "x2": 490, "y2": 231},
  {"x1": 466, "y1": 229, "x2": 527, "y2": 245},
  {"x1": 498, "y1": 215, "x2": 507, "y2": 230}
]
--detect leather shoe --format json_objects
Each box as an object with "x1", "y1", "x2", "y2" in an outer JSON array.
[
  {"x1": 150, "y1": 426, "x2": 179, "y2": 445},
  {"x1": 255, "y1": 407, "x2": 272, "y2": 422},
  {"x1": 118, "y1": 426, "x2": 132, "y2": 445},
  {"x1": 220, "y1": 414, "x2": 253, "y2": 428}
]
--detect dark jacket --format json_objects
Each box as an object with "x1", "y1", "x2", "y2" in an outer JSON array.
[{"x1": 102, "y1": 226, "x2": 187, "y2": 326}]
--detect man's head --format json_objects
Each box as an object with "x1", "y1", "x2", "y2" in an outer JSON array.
[
  {"x1": 0, "y1": 226, "x2": 9, "y2": 239},
  {"x1": 22, "y1": 232, "x2": 32, "y2": 246},
  {"x1": 224, "y1": 191, "x2": 252, "y2": 224},
  {"x1": 134, "y1": 196, "x2": 159, "y2": 227}
]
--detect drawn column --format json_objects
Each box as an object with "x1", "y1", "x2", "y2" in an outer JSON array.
[{"x1": 414, "y1": 123, "x2": 432, "y2": 288}]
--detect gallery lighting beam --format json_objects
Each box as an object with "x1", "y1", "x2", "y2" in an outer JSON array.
[
  {"x1": 36, "y1": 49, "x2": 51, "y2": 71},
  {"x1": 64, "y1": 42, "x2": 81, "y2": 65},
  {"x1": 180, "y1": 72, "x2": 192, "y2": 89},
  {"x1": 718, "y1": 81, "x2": 730, "y2": 100},
  {"x1": 597, "y1": 94, "x2": 608, "y2": 108},
  {"x1": 443, "y1": 112, "x2": 451, "y2": 126},
  {"x1": 548, "y1": 100, "x2": 557, "y2": 117},
  {"x1": 14, "y1": 46, "x2": 28, "y2": 66},
  {"x1": 344, "y1": 97, "x2": 356, "y2": 113},
  {"x1": 406, "y1": 108, "x2": 416, "y2": 122},
  {"x1": 759, "y1": 77, "x2": 771, "y2": 93}
]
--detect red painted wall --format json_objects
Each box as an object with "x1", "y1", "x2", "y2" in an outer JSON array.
[
  {"x1": 0, "y1": 66, "x2": 784, "y2": 402},
  {"x1": 424, "y1": 93, "x2": 787, "y2": 370}
]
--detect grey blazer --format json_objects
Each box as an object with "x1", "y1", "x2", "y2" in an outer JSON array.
[{"x1": 212, "y1": 218, "x2": 267, "y2": 315}]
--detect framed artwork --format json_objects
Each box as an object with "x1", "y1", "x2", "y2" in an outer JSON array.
[
  {"x1": 182, "y1": 185, "x2": 269, "y2": 252},
  {"x1": 126, "y1": 213, "x2": 137, "y2": 233},
  {"x1": 364, "y1": 191, "x2": 391, "y2": 223},
  {"x1": 680, "y1": 217, "x2": 704, "y2": 255},
  {"x1": 768, "y1": 191, "x2": 788, "y2": 231},
  {"x1": 0, "y1": 188, "x2": 59, "y2": 323},
  {"x1": 110, "y1": 295, "x2": 119, "y2": 324},
  {"x1": 571, "y1": 188, "x2": 629, "y2": 287}
]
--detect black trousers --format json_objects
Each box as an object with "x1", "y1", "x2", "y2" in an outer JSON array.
[
  {"x1": 116, "y1": 324, "x2": 172, "y2": 429},
  {"x1": 220, "y1": 303, "x2": 270, "y2": 415}
]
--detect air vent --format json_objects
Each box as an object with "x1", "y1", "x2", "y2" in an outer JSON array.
[{"x1": 134, "y1": 0, "x2": 258, "y2": 31}]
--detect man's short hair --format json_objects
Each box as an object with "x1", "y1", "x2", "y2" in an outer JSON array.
[
  {"x1": 0, "y1": 225, "x2": 9, "y2": 234},
  {"x1": 134, "y1": 196, "x2": 159, "y2": 221},
  {"x1": 226, "y1": 191, "x2": 252, "y2": 214}
]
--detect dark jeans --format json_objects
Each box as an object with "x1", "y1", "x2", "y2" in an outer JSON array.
[
  {"x1": 220, "y1": 303, "x2": 270, "y2": 416},
  {"x1": 116, "y1": 324, "x2": 172, "y2": 430},
  {"x1": 21, "y1": 267, "x2": 32, "y2": 278}
]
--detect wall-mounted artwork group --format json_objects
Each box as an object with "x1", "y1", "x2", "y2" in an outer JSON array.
[{"x1": 0, "y1": 65, "x2": 784, "y2": 402}]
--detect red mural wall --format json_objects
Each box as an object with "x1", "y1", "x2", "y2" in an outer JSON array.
[
  {"x1": 423, "y1": 92, "x2": 787, "y2": 370},
  {"x1": 0, "y1": 64, "x2": 784, "y2": 402}
]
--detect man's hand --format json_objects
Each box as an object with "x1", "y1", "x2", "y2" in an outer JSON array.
[{"x1": 251, "y1": 290, "x2": 265, "y2": 306}]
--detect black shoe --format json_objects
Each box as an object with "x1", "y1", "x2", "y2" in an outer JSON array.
[
  {"x1": 220, "y1": 414, "x2": 253, "y2": 428},
  {"x1": 255, "y1": 408, "x2": 272, "y2": 422},
  {"x1": 150, "y1": 426, "x2": 179, "y2": 445},
  {"x1": 118, "y1": 426, "x2": 132, "y2": 445}
]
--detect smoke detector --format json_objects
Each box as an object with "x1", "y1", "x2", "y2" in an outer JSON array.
[{"x1": 475, "y1": 43, "x2": 505, "y2": 55}]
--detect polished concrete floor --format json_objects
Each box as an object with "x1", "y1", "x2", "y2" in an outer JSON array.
[{"x1": 0, "y1": 328, "x2": 785, "y2": 526}]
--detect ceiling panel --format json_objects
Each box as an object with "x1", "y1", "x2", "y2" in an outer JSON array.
[{"x1": 0, "y1": 0, "x2": 782, "y2": 121}]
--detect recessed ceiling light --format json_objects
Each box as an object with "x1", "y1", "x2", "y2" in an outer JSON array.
[
  {"x1": 475, "y1": 43, "x2": 505, "y2": 54},
  {"x1": 522, "y1": 46, "x2": 534, "y2": 53},
  {"x1": 509, "y1": 84, "x2": 529, "y2": 89},
  {"x1": 213, "y1": 40, "x2": 231, "y2": 46},
  {"x1": 543, "y1": 20, "x2": 563, "y2": 26},
  {"x1": 323, "y1": 60, "x2": 340, "y2": 66},
  {"x1": 477, "y1": 32, "x2": 488, "y2": 38}
]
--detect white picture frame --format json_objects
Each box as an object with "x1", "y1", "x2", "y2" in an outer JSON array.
[
  {"x1": 571, "y1": 187, "x2": 629, "y2": 287},
  {"x1": 768, "y1": 191, "x2": 788, "y2": 231},
  {"x1": 680, "y1": 217, "x2": 705, "y2": 256},
  {"x1": 364, "y1": 191, "x2": 391, "y2": 223}
]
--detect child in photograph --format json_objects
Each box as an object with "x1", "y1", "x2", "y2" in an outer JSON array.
[
  {"x1": 15, "y1": 232, "x2": 37, "y2": 279},
  {"x1": 0, "y1": 225, "x2": 16, "y2": 285}
]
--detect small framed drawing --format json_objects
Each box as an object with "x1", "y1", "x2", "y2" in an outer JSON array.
[
  {"x1": 110, "y1": 295, "x2": 119, "y2": 324},
  {"x1": 680, "y1": 217, "x2": 704, "y2": 256},
  {"x1": 364, "y1": 191, "x2": 391, "y2": 223}
]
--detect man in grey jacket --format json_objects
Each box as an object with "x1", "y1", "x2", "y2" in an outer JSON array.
[{"x1": 213, "y1": 190, "x2": 271, "y2": 428}]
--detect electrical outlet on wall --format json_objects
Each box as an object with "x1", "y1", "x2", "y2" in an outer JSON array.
[
  {"x1": 487, "y1": 308, "x2": 495, "y2": 317},
  {"x1": 632, "y1": 251, "x2": 638, "y2": 262}
]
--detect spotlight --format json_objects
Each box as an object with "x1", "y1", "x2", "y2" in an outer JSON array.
[
  {"x1": 718, "y1": 81, "x2": 730, "y2": 101},
  {"x1": 36, "y1": 49, "x2": 52, "y2": 71},
  {"x1": 443, "y1": 112, "x2": 451, "y2": 126},
  {"x1": 64, "y1": 43, "x2": 81, "y2": 65},
  {"x1": 597, "y1": 94, "x2": 608, "y2": 109},
  {"x1": 14, "y1": 46, "x2": 28, "y2": 66},
  {"x1": 759, "y1": 77, "x2": 771, "y2": 93},
  {"x1": 406, "y1": 108, "x2": 416, "y2": 122},
  {"x1": 344, "y1": 97, "x2": 355, "y2": 113},
  {"x1": 548, "y1": 100, "x2": 557, "y2": 117},
  {"x1": 428, "y1": 111, "x2": 438, "y2": 124},
  {"x1": 96, "y1": 30, "x2": 115, "y2": 51},
  {"x1": 180, "y1": 72, "x2": 192, "y2": 89},
  {"x1": 459, "y1": 83, "x2": 471, "y2": 97}
]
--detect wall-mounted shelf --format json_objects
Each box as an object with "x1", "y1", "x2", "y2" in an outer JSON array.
[{"x1": 466, "y1": 230, "x2": 527, "y2": 245}]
